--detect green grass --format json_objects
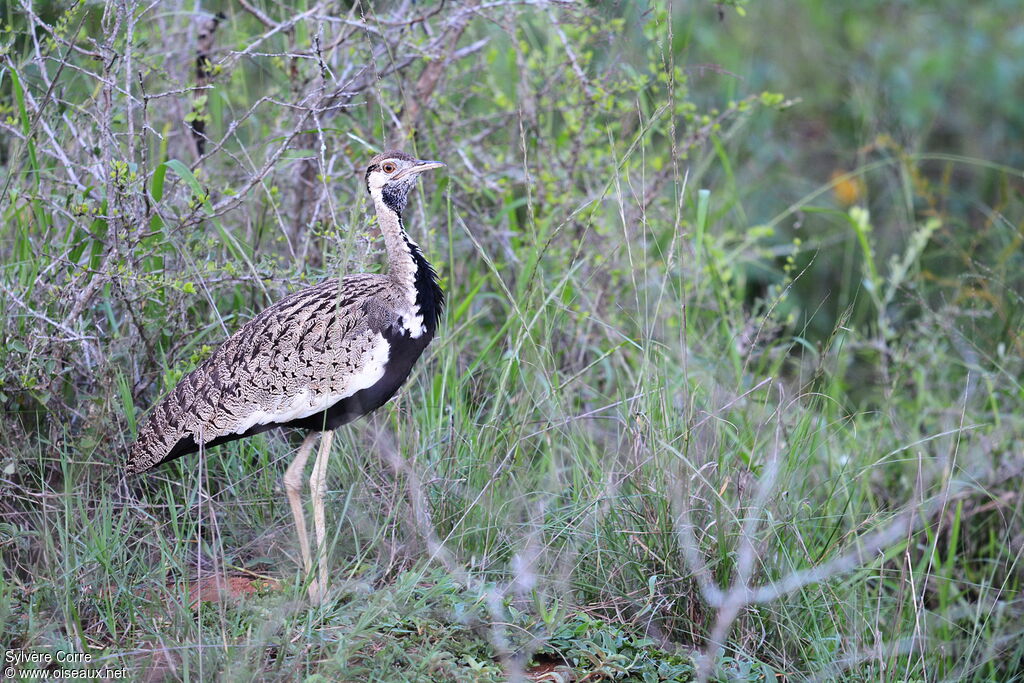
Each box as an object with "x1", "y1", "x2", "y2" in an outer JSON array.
[{"x1": 2, "y1": 1, "x2": 1023, "y2": 681}]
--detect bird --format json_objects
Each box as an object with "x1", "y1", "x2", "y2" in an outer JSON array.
[{"x1": 125, "y1": 150, "x2": 446, "y2": 602}]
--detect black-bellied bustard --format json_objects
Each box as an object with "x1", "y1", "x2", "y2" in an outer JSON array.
[{"x1": 125, "y1": 151, "x2": 446, "y2": 603}]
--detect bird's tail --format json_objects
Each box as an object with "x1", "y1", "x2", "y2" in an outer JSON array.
[{"x1": 125, "y1": 373, "x2": 206, "y2": 474}]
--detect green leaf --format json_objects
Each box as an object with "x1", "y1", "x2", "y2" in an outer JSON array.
[
  {"x1": 150, "y1": 160, "x2": 167, "y2": 202},
  {"x1": 163, "y1": 160, "x2": 208, "y2": 212}
]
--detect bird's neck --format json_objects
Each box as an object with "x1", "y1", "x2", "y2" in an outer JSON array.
[
  {"x1": 374, "y1": 193, "x2": 418, "y2": 294},
  {"x1": 373, "y1": 192, "x2": 444, "y2": 336}
]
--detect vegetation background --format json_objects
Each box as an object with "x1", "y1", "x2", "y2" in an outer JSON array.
[{"x1": 2, "y1": 0, "x2": 1022, "y2": 680}]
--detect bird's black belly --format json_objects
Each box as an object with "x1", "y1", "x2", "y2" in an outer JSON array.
[{"x1": 290, "y1": 327, "x2": 432, "y2": 432}]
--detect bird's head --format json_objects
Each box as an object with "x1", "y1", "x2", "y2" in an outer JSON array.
[{"x1": 365, "y1": 150, "x2": 445, "y2": 214}]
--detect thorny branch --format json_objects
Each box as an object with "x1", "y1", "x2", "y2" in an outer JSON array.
[{"x1": 677, "y1": 382, "x2": 971, "y2": 683}]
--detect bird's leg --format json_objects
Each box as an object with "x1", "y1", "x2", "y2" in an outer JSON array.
[
  {"x1": 285, "y1": 432, "x2": 318, "y2": 601},
  {"x1": 309, "y1": 429, "x2": 335, "y2": 603}
]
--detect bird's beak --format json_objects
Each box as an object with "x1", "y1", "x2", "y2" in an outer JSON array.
[{"x1": 392, "y1": 159, "x2": 446, "y2": 181}]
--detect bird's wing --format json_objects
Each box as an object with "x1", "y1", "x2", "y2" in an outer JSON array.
[{"x1": 125, "y1": 276, "x2": 391, "y2": 473}]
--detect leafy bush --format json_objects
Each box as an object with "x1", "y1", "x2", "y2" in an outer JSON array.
[{"x1": 1, "y1": 1, "x2": 1021, "y2": 681}]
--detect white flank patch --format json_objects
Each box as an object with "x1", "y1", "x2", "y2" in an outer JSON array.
[
  {"x1": 341, "y1": 334, "x2": 392, "y2": 396},
  {"x1": 231, "y1": 335, "x2": 391, "y2": 435},
  {"x1": 403, "y1": 306, "x2": 426, "y2": 338}
]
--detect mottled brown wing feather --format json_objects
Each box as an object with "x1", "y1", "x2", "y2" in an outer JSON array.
[{"x1": 125, "y1": 276, "x2": 389, "y2": 473}]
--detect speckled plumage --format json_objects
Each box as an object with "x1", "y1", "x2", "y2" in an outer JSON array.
[{"x1": 126, "y1": 151, "x2": 444, "y2": 475}]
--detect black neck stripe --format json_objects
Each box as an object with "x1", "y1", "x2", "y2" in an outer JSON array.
[
  {"x1": 381, "y1": 185, "x2": 408, "y2": 215},
  {"x1": 404, "y1": 235, "x2": 444, "y2": 336}
]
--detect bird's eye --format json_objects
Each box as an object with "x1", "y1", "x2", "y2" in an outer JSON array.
[{"x1": 381, "y1": 162, "x2": 397, "y2": 174}]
